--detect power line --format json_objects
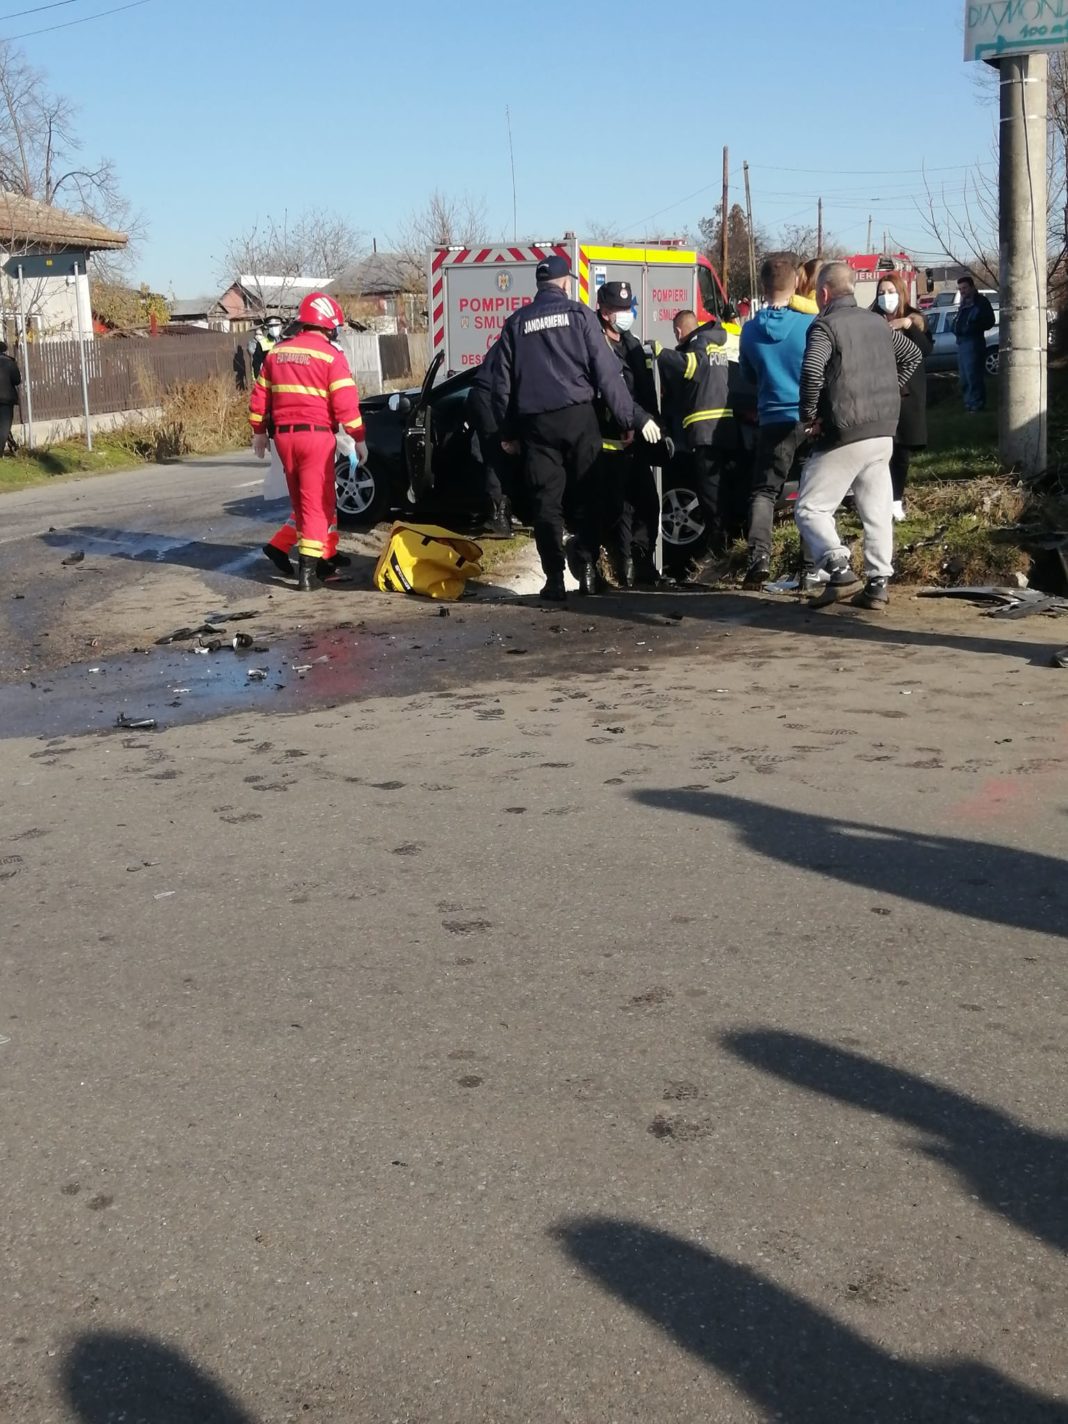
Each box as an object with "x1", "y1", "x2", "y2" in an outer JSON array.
[
  {"x1": 0, "y1": 0, "x2": 81, "y2": 20},
  {"x1": 0, "y1": 0, "x2": 151, "y2": 39},
  {"x1": 751, "y1": 161, "x2": 995, "y2": 177}
]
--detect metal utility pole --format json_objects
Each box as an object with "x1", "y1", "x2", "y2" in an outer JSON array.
[
  {"x1": 15, "y1": 266, "x2": 33, "y2": 450},
  {"x1": 866, "y1": 214, "x2": 873, "y2": 251},
  {"x1": 817, "y1": 197, "x2": 823, "y2": 257},
  {"x1": 720, "y1": 146, "x2": 730, "y2": 293},
  {"x1": 72, "y1": 260, "x2": 92, "y2": 451},
  {"x1": 743, "y1": 161, "x2": 757, "y2": 300},
  {"x1": 999, "y1": 52, "x2": 1048, "y2": 477}
]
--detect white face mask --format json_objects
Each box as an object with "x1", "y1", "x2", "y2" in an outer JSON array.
[
  {"x1": 613, "y1": 309, "x2": 636, "y2": 333},
  {"x1": 877, "y1": 292, "x2": 900, "y2": 315},
  {"x1": 266, "y1": 324, "x2": 282, "y2": 340}
]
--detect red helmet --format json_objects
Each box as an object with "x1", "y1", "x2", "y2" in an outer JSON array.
[{"x1": 297, "y1": 291, "x2": 345, "y2": 331}]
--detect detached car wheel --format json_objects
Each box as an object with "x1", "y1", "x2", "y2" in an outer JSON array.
[
  {"x1": 335, "y1": 453, "x2": 389, "y2": 527},
  {"x1": 985, "y1": 347, "x2": 1000, "y2": 376}
]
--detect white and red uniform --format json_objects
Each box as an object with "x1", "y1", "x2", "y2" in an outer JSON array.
[{"x1": 249, "y1": 331, "x2": 365, "y2": 560}]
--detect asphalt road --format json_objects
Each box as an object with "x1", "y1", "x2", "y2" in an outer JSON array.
[{"x1": 0, "y1": 457, "x2": 1065, "y2": 1423}]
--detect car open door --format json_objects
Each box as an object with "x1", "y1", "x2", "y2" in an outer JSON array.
[{"x1": 403, "y1": 351, "x2": 444, "y2": 504}]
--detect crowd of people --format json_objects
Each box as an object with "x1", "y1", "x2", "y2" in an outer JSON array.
[{"x1": 248, "y1": 253, "x2": 988, "y2": 611}]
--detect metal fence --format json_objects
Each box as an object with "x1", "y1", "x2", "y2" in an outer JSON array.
[{"x1": 21, "y1": 333, "x2": 239, "y2": 421}]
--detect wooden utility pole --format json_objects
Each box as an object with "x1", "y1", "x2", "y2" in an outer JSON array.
[
  {"x1": 720, "y1": 146, "x2": 730, "y2": 293},
  {"x1": 866, "y1": 214, "x2": 873, "y2": 251},
  {"x1": 743, "y1": 161, "x2": 757, "y2": 300},
  {"x1": 817, "y1": 197, "x2": 823, "y2": 257},
  {"x1": 999, "y1": 52, "x2": 1048, "y2": 476}
]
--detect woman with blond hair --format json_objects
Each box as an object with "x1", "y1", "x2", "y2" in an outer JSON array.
[
  {"x1": 871, "y1": 270, "x2": 932, "y2": 520},
  {"x1": 792, "y1": 259, "x2": 821, "y2": 316}
]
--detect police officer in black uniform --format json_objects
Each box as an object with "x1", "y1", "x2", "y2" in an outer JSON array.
[
  {"x1": 594, "y1": 281, "x2": 668, "y2": 588},
  {"x1": 465, "y1": 338, "x2": 513, "y2": 537},
  {"x1": 658, "y1": 310, "x2": 736, "y2": 575},
  {"x1": 491, "y1": 253, "x2": 661, "y2": 601}
]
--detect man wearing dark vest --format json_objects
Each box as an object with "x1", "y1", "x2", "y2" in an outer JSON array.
[{"x1": 795, "y1": 262, "x2": 921, "y2": 612}]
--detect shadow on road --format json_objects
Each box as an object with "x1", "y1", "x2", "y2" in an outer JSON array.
[
  {"x1": 557, "y1": 1219, "x2": 1068, "y2": 1422},
  {"x1": 62, "y1": 1331, "x2": 256, "y2": 1423},
  {"x1": 631, "y1": 787, "x2": 1065, "y2": 937},
  {"x1": 722, "y1": 1029, "x2": 1068, "y2": 1252}
]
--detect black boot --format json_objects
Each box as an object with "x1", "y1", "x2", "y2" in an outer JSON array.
[
  {"x1": 263, "y1": 542, "x2": 294, "y2": 577},
  {"x1": 539, "y1": 572, "x2": 567, "y2": 602},
  {"x1": 742, "y1": 554, "x2": 771, "y2": 590},
  {"x1": 297, "y1": 554, "x2": 319, "y2": 592},
  {"x1": 577, "y1": 556, "x2": 599, "y2": 596},
  {"x1": 485, "y1": 500, "x2": 512, "y2": 537},
  {"x1": 633, "y1": 550, "x2": 672, "y2": 588}
]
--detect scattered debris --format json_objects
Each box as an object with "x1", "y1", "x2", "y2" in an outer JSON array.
[
  {"x1": 12, "y1": 592, "x2": 24, "y2": 600},
  {"x1": 114, "y1": 714, "x2": 157, "y2": 730},
  {"x1": 437, "y1": 607, "x2": 451, "y2": 618},
  {"x1": 292, "y1": 664, "x2": 312, "y2": 674},
  {"x1": 506, "y1": 648, "x2": 528, "y2": 655},
  {"x1": 1051, "y1": 648, "x2": 1068, "y2": 669},
  {"x1": 246, "y1": 668, "x2": 268, "y2": 681},
  {"x1": 157, "y1": 623, "x2": 225, "y2": 645},
  {"x1": 232, "y1": 633, "x2": 255, "y2": 650},
  {"x1": 61, "y1": 551, "x2": 85, "y2": 566},
  {"x1": 153, "y1": 891, "x2": 176, "y2": 900},
  {"x1": 918, "y1": 585, "x2": 1068, "y2": 618}
]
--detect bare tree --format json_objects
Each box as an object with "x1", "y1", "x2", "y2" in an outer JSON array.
[
  {"x1": 0, "y1": 40, "x2": 139, "y2": 279},
  {"x1": 220, "y1": 210, "x2": 367, "y2": 314},
  {"x1": 392, "y1": 189, "x2": 491, "y2": 291}
]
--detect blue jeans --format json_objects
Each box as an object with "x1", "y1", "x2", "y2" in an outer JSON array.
[{"x1": 957, "y1": 338, "x2": 987, "y2": 411}]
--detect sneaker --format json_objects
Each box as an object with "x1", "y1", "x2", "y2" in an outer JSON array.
[
  {"x1": 851, "y1": 577, "x2": 890, "y2": 611},
  {"x1": 742, "y1": 555, "x2": 771, "y2": 590},
  {"x1": 808, "y1": 557, "x2": 862, "y2": 607},
  {"x1": 891, "y1": 500, "x2": 906, "y2": 523}
]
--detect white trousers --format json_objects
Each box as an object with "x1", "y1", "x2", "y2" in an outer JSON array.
[{"x1": 795, "y1": 436, "x2": 894, "y2": 581}]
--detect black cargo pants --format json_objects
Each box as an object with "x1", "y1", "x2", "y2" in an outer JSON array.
[
  {"x1": 602, "y1": 447, "x2": 660, "y2": 561},
  {"x1": 747, "y1": 420, "x2": 806, "y2": 560},
  {"x1": 519, "y1": 403, "x2": 603, "y2": 577}
]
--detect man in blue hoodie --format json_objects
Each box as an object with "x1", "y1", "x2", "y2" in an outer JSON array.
[{"x1": 738, "y1": 253, "x2": 816, "y2": 587}]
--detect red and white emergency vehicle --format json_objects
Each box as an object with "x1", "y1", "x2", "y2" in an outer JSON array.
[
  {"x1": 428, "y1": 237, "x2": 729, "y2": 370},
  {"x1": 846, "y1": 253, "x2": 918, "y2": 310}
]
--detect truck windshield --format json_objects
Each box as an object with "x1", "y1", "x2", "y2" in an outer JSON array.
[{"x1": 697, "y1": 263, "x2": 723, "y2": 319}]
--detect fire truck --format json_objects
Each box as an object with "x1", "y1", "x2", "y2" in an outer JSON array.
[
  {"x1": 429, "y1": 236, "x2": 729, "y2": 370},
  {"x1": 846, "y1": 253, "x2": 918, "y2": 310}
]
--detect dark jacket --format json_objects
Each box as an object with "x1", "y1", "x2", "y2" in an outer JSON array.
[
  {"x1": 878, "y1": 312, "x2": 933, "y2": 449},
  {"x1": 0, "y1": 351, "x2": 22, "y2": 405},
  {"x1": 657, "y1": 321, "x2": 733, "y2": 449},
  {"x1": 799, "y1": 295, "x2": 918, "y2": 448},
  {"x1": 596, "y1": 326, "x2": 657, "y2": 446},
  {"x1": 490, "y1": 284, "x2": 641, "y2": 436},
  {"x1": 955, "y1": 294, "x2": 996, "y2": 344}
]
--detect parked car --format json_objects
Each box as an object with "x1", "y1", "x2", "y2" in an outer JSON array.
[
  {"x1": 334, "y1": 353, "x2": 796, "y2": 570},
  {"x1": 924, "y1": 306, "x2": 1001, "y2": 376}
]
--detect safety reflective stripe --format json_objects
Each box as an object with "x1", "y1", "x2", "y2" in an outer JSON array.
[
  {"x1": 249, "y1": 412, "x2": 265, "y2": 425},
  {"x1": 298, "y1": 537, "x2": 326, "y2": 558},
  {"x1": 601, "y1": 439, "x2": 626, "y2": 452},
  {"x1": 683, "y1": 352, "x2": 698, "y2": 380},
  {"x1": 270, "y1": 383, "x2": 330, "y2": 398},
  {"x1": 278, "y1": 346, "x2": 335, "y2": 362},
  {"x1": 342, "y1": 419, "x2": 366, "y2": 435},
  {"x1": 328, "y1": 377, "x2": 356, "y2": 393},
  {"x1": 255, "y1": 375, "x2": 270, "y2": 389},
  {"x1": 682, "y1": 408, "x2": 732, "y2": 427}
]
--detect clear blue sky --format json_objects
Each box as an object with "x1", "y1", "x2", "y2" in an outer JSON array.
[{"x1": 5, "y1": 0, "x2": 993, "y2": 295}]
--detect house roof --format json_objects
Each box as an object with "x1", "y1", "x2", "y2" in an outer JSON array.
[
  {"x1": 0, "y1": 192, "x2": 128, "y2": 251},
  {"x1": 170, "y1": 296, "x2": 220, "y2": 318},
  {"x1": 230, "y1": 275, "x2": 334, "y2": 313}
]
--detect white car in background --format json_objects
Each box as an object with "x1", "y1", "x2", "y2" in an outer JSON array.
[{"x1": 925, "y1": 304, "x2": 1001, "y2": 376}]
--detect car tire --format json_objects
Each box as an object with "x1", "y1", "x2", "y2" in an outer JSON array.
[
  {"x1": 985, "y1": 347, "x2": 1000, "y2": 376},
  {"x1": 335, "y1": 453, "x2": 390, "y2": 527},
  {"x1": 661, "y1": 479, "x2": 708, "y2": 573}
]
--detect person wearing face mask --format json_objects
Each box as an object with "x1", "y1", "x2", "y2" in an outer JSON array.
[
  {"x1": 252, "y1": 316, "x2": 284, "y2": 379},
  {"x1": 871, "y1": 273, "x2": 932, "y2": 522},
  {"x1": 593, "y1": 281, "x2": 667, "y2": 588}
]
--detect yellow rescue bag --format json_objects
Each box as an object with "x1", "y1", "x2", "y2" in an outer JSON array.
[{"x1": 373, "y1": 522, "x2": 483, "y2": 601}]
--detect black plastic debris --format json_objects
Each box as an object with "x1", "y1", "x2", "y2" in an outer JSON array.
[
  {"x1": 1051, "y1": 647, "x2": 1068, "y2": 669},
  {"x1": 232, "y1": 633, "x2": 255, "y2": 650},
  {"x1": 438, "y1": 607, "x2": 451, "y2": 618},
  {"x1": 61, "y1": 551, "x2": 85, "y2": 566},
  {"x1": 115, "y1": 714, "x2": 157, "y2": 730},
  {"x1": 506, "y1": 648, "x2": 528, "y2": 655},
  {"x1": 157, "y1": 623, "x2": 226, "y2": 645}
]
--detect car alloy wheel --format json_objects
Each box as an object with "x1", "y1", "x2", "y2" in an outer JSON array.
[
  {"x1": 661, "y1": 485, "x2": 706, "y2": 548},
  {"x1": 985, "y1": 347, "x2": 1000, "y2": 376},
  {"x1": 334, "y1": 455, "x2": 378, "y2": 518}
]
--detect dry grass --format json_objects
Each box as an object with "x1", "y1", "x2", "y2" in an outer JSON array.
[{"x1": 125, "y1": 375, "x2": 250, "y2": 461}]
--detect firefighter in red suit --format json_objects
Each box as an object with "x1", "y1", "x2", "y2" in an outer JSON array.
[{"x1": 249, "y1": 292, "x2": 368, "y2": 591}]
